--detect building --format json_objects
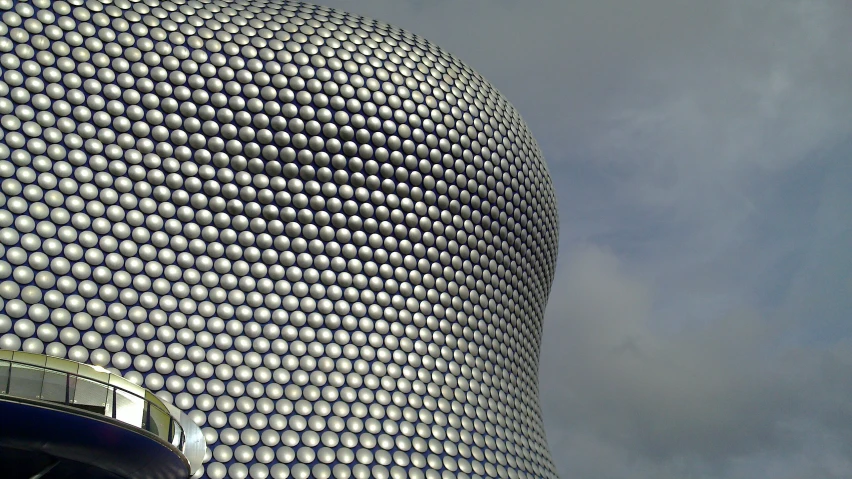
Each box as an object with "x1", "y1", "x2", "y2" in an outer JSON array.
[
  {"x1": 0, "y1": 1, "x2": 560, "y2": 478},
  {"x1": 0, "y1": 350, "x2": 205, "y2": 478}
]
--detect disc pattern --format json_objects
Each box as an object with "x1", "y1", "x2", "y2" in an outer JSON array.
[{"x1": 0, "y1": 1, "x2": 559, "y2": 478}]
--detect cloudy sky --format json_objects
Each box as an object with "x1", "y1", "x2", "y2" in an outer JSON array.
[{"x1": 316, "y1": 1, "x2": 852, "y2": 477}]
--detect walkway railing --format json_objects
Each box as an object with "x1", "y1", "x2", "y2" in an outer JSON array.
[{"x1": 0, "y1": 350, "x2": 184, "y2": 452}]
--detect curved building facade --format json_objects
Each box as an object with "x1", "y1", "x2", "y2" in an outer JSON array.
[{"x1": 0, "y1": 1, "x2": 559, "y2": 478}]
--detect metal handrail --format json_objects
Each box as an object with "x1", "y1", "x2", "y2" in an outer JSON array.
[{"x1": 0, "y1": 358, "x2": 185, "y2": 451}]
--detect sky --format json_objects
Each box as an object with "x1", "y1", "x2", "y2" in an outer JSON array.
[{"x1": 314, "y1": 1, "x2": 852, "y2": 478}]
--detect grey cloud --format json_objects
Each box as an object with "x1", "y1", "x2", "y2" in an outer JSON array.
[{"x1": 539, "y1": 245, "x2": 852, "y2": 478}]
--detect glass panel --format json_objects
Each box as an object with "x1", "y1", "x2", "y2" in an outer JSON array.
[
  {"x1": 71, "y1": 377, "x2": 108, "y2": 414},
  {"x1": 12, "y1": 351, "x2": 46, "y2": 368},
  {"x1": 104, "y1": 386, "x2": 115, "y2": 418},
  {"x1": 171, "y1": 422, "x2": 183, "y2": 449},
  {"x1": 46, "y1": 356, "x2": 79, "y2": 375},
  {"x1": 8, "y1": 364, "x2": 45, "y2": 400},
  {"x1": 67, "y1": 375, "x2": 77, "y2": 403},
  {"x1": 76, "y1": 363, "x2": 109, "y2": 384},
  {"x1": 108, "y1": 375, "x2": 144, "y2": 398},
  {"x1": 148, "y1": 404, "x2": 171, "y2": 441},
  {"x1": 115, "y1": 389, "x2": 145, "y2": 427},
  {"x1": 40, "y1": 370, "x2": 67, "y2": 403},
  {"x1": 0, "y1": 361, "x2": 9, "y2": 394}
]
